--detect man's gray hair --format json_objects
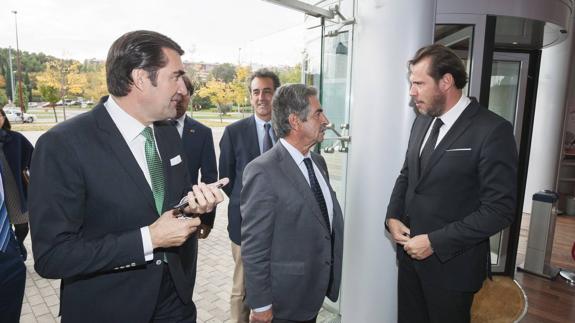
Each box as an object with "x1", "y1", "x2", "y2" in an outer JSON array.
[{"x1": 272, "y1": 84, "x2": 318, "y2": 138}]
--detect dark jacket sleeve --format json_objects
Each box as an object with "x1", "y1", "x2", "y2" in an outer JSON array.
[
  {"x1": 386, "y1": 155, "x2": 409, "y2": 226},
  {"x1": 240, "y1": 160, "x2": 276, "y2": 309},
  {"x1": 29, "y1": 130, "x2": 145, "y2": 279},
  {"x1": 218, "y1": 126, "x2": 235, "y2": 198},
  {"x1": 199, "y1": 128, "x2": 218, "y2": 227}
]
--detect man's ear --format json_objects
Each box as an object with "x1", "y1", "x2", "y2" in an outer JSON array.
[
  {"x1": 288, "y1": 113, "x2": 300, "y2": 131},
  {"x1": 132, "y1": 69, "x2": 146, "y2": 91},
  {"x1": 439, "y1": 73, "x2": 454, "y2": 92}
]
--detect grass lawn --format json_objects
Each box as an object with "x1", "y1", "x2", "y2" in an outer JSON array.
[
  {"x1": 11, "y1": 106, "x2": 241, "y2": 132},
  {"x1": 12, "y1": 123, "x2": 54, "y2": 132},
  {"x1": 11, "y1": 118, "x2": 232, "y2": 132}
]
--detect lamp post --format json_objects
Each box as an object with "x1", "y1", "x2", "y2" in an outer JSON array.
[
  {"x1": 12, "y1": 10, "x2": 25, "y2": 112},
  {"x1": 8, "y1": 47, "x2": 15, "y2": 103}
]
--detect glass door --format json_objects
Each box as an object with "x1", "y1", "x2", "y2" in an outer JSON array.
[
  {"x1": 317, "y1": 29, "x2": 351, "y2": 203},
  {"x1": 488, "y1": 52, "x2": 529, "y2": 272},
  {"x1": 435, "y1": 24, "x2": 474, "y2": 96},
  {"x1": 305, "y1": 18, "x2": 353, "y2": 320}
]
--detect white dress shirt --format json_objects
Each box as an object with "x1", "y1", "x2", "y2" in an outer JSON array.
[
  {"x1": 279, "y1": 139, "x2": 334, "y2": 227},
  {"x1": 420, "y1": 95, "x2": 471, "y2": 154},
  {"x1": 104, "y1": 96, "x2": 158, "y2": 261},
  {"x1": 254, "y1": 115, "x2": 276, "y2": 154},
  {"x1": 175, "y1": 114, "x2": 186, "y2": 138}
]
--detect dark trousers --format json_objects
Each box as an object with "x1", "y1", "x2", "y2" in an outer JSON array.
[
  {"x1": 0, "y1": 234, "x2": 26, "y2": 323},
  {"x1": 398, "y1": 255, "x2": 474, "y2": 323},
  {"x1": 151, "y1": 264, "x2": 197, "y2": 323},
  {"x1": 273, "y1": 317, "x2": 317, "y2": 323}
]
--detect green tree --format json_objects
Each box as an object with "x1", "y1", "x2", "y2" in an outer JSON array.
[
  {"x1": 191, "y1": 95, "x2": 213, "y2": 110},
  {"x1": 0, "y1": 48, "x2": 55, "y2": 104},
  {"x1": 13, "y1": 83, "x2": 29, "y2": 110},
  {"x1": 275, "y1": 64, "x2": 302, "y2": 84},
  {"x1": 0, "y1": 90, "x2": 8, "y2": 107},
  {"x1": 39, "y1": 85, "x2": 60, "y2": 122},
  {"x1": 211, "y1": 63, "x2": 236, "y2": 83}
]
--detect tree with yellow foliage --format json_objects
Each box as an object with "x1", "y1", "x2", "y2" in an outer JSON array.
[
  {"x1": 83, "y1": 64, "x2": 107, "y2": 102},
  {"x1": 35, "y1": 59, "x2": 87, "y2": 120},
  {"x1": 197, "y1": 80, "x2": 235, "y2": 121}
]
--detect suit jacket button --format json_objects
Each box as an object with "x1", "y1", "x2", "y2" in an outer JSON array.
[
  {"x1": 325, "y1": 261, "x2": 330, "y2": 265},
  {"x1": 155, "y1": 260, "x2": 162, "y2": 266},
  {"x1": 325, "y1": 236, "x2": 330, "y2": 240}
]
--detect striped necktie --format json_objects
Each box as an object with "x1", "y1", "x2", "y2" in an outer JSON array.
[
  {"x1": 262, "y1": 123, "x2": 273, "y2": 153},
  {"x1": 303, "y1": 158, "x2": 331, "y2": 231},
  {"x1": 141, "y1": 127, "x2": 165, "y2": 215},
  {"x1": 0, "y1": 162, "x2": 10, "y2": 252}
]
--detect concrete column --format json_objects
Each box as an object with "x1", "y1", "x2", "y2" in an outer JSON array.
[
  {"x1": 341, "y1": 1, "x2": 436, "y2": 322},
  {"x1": 523, "y1": 17, "x2": 575, "y2": 213}
]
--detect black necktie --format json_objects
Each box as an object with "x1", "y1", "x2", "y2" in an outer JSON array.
[
  {"x1": 419, "y1": 118, "x2": 444, "y2": 173},
  {"x1": 303, "y1": 158, "x2": 330, "y2": 231},
  {"x1": 262, "y1": 123, "x2": 272, "y2": 153}
]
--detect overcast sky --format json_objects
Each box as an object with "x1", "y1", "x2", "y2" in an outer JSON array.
[{"x1": 0, "y1": 0, "x2": 307, "y2": 66}]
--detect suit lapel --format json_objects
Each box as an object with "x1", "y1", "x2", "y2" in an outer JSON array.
[
  {"x1": 182, "y1": 117, "x2": 192, "y2": 145},
  {"x1": 93, "y1": 104, "x2": 157, "y2": 213},
  {"x1": 275, "y1": 144, "x2": 331, "y2": 233},
  {"x1": 246, "y1": 115, "x2": 262, "y2": 158},
  {"x1": 417, "y1": 101, "x2": 479, "y2": 182},
  {"x1": 155, "y1": 121, "x2": 182, "y2": 212},
  {"x1": 411, "y1": 116, "x2": 433, "y2": 180}
]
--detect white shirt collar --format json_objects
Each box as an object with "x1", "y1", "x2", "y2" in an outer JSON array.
[
  {"x1": 254, "y1": 114, "x2": 271, "y2": 128},
  {"x1": 438, "y1": 95, "x2": 470, "y2": 129},
  {"x1": 104, "y1": 96, "x2": 150, "y2": 143},
  {"x1": 175, "y1": 114, "x2": 186, "y2": 137},
  {"x1": 279, "y1": 138, "x2": 310, "y2": 166}
]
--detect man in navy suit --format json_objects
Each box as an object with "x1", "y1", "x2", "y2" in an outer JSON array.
[
  {"x1": 174, "y1": 75, "x2": 218, "y2": 297},
  {"x1": 0, "y1": 162, "x2": 26, "y2": 323},
  {"x1": 386, "y1": 44, "x2": 517, "y2": 323},
  {"x1": 29, "y1": 30, "x2": 225, "y2": 323},
  {"x1": 219, "y1": 69, "x2": 280, "y2": 323},
  {"x1": 175, "y1": 75, "x2": 218, "y2": 238}
]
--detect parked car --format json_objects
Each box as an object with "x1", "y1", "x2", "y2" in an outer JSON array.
[{"x1": 3, "y1": 108, "x2": 37, "y2": 123}]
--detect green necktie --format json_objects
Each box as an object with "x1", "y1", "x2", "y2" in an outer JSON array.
[{"x1": 141, "y1": 126, "x2": 165, "y2": 215}]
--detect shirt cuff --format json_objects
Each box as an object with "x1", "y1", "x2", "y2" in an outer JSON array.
[
  {"x1": 253, "y1": 304, "x2": 272, "y2": 312},
  {"x1": 141, "y1": 226, "x2": 154, "y2": 261}
]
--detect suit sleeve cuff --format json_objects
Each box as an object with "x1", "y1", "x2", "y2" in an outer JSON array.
[
  {"x1": 253, "y1": 304, "x2": 272, "y2": 312},
  {"x1": 141, "y1": 226, "x2": 154, "y2": 261}
]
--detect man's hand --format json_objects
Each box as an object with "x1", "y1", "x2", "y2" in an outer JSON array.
[
  {"x1": 183, "y1": 179, "x2": 228, "y2": 215},
  {"x1": 403, "y1": 234, "x2": 434, "y2": 260},
  {"x1": 149, "y1": 211, "x2": 201, "y2": 249},
  {"x1": 198, "y1": 224, "x2": 212, "y2": 239},
  {"x1": 250, "y1": 309, "x2": 273, "y2": 323},
  {"x1": 387, "y1": 218, "x2": 411, "y2": 245}
]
